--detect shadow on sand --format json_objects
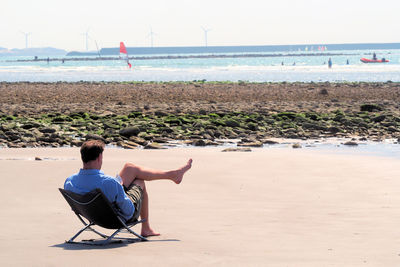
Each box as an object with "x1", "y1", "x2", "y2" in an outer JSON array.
[{"x1": 51, "y1": 238, "x2": 180, "y2": 250}]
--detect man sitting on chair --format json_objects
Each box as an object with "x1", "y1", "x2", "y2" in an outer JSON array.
[{"x1": 64, "y1": 140, "x2": 193, "y2": 237}]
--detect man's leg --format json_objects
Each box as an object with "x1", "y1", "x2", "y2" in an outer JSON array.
[
  {"x1": 131, "y1": 179, "x2": 159, "y2": 237},
  {"x1": 119, "y1": 159, "x2": 192, "y2": 236},
  {"x1": 119, "y1": 159, "x2": 192, "y2": 187}
]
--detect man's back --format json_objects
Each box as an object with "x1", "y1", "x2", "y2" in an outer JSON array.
[{"x1": 64, "y1": 169, "x2": 134, "y2": 221}]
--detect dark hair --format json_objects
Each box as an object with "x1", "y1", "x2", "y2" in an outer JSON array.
[{"x1": 80, "y1": 140, "x2": 105, "y2": 163}]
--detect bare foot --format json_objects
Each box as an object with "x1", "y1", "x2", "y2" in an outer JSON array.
[
  {"x1": 173, "y1": 159, "x2": 193, "y2": 184},
  {"x1": 141, "y1": 229, "x2": 161, "y2": 237}
]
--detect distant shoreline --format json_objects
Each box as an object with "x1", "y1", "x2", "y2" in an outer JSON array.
[{"x1": 7, "y1": 52, "x2": 354, "y2": 63}]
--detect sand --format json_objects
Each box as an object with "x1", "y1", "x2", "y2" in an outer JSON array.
[
  {"x1": 0, "y1": 147, "x2": 399, "y2": 266},
  {"x1": 1, "y1": 81, "x2": 400, "y2": 115}
]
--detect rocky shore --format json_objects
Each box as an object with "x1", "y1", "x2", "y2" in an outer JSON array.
[{"x1": 0, "y1": 81, "x2": 399, "y2": 148}]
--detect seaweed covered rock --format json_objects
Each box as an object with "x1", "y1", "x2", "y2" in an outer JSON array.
[
  {"x1": 119, "y1": 127, "x2": 140, "y2": 137},
  {"x1": 360, "y1": 104, "x2": 383, "y2": 112}
]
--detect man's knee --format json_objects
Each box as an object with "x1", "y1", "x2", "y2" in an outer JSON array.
[
  {"x1": 123, "y1": 162, "x2": 138, "y2": 171},
  {"x1": 133, "y1": 178, "x2": 145, "y2": 190}
]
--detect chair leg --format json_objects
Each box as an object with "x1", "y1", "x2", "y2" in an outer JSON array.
[
  {"x1": 121, "y1": 219, "x2": 148, "y2": 241},
  {"x1": 67, "y1": 223, "x2": 93, "y2": 243},
  {"x1": 125, "y1": 226, "x2": 148, "y2": 241},
  {"x1": 67, "y1": 214, "x2": 148, "y2": 245},
  {"x1": 72, "y1": 214, "x2": 109, "y2": 240}
]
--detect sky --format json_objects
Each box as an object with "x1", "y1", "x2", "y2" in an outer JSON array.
[{"x1": 1, "y1": 0, "x2": 400, "y2": 51}]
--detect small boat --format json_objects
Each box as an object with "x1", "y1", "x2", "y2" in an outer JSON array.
[{"x1": 360, "y1": 58, "x2": 389, "y2": 63}]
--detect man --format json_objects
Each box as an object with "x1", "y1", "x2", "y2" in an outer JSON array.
[{"x1": 64, "y1": 139, "x2": 193, "y2": 237}]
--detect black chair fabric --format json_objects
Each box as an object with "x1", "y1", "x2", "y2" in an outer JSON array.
[{"x1": 60, "y1": 188, "x2": 125, "y2": 229}]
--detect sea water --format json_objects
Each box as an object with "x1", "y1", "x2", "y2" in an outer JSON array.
[{"x1": 0, "y1": 49, "x2": 400, "y2": 82}]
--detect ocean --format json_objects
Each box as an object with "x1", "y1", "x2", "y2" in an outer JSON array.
[{"x1": 0, "y1": 48, "x2": 399, "y2": 82}]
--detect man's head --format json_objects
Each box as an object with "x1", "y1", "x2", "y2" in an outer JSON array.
[{"x1": 80, "y1": 140, "x2": 105, "y2": 164}]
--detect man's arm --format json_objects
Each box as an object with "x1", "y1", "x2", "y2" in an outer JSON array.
[{"x1": 102, "y1": 179, "x2": 135, "y2": 221}]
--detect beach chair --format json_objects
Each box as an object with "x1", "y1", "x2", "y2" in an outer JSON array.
[{"x1": 59, "y1": 188, "x2": 148, "y2": 245}]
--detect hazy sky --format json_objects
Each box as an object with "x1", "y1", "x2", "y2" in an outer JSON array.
[{"x1": 1, "y1": 0, "x2": 399, "y2": 51}]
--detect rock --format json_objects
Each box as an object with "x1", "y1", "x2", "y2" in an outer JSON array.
[
  {"x1": 224, "y1": 119, "x2": 240, "y2": 128},
  {"x1": 31, "y1": 128, "x2": 43, "y2": 137},
  {"x1": 247, "y1": 122, "x2": 258, "y2": 131},
  {"x1": 360, "y1": 104, "x2": 383, "y2": 112},
  {"x1": 222, "y1": 147, "x2": 252, "y2": 152},
  {"x1": 240, "y1": 137, "x2": 256, "y2": 143},
  {"x1": 262, "y1": 139, "x2": 279, "y2": 145},
  {"x1": 152, "y1": 137, "x2": 170, "y2": 143},
  {"x1": 119, "y1": 127, "x2": 140, "y2": 137},
  {"x1": 118, "y1": 141, "x2": 140, "y2": 149},
  {"x1": 327, "y1": 126, "x2": 341, "y2": 134},
  {"x1": 193, "y1": 139, "x2": 206, "y2": 146},
  {"x1": 129, "y1": 136, "x2": 148, "y2": 146},
  {"x1": 7, "y1": 142, "x2": 22, "y2": 148},
  {"x1": 103, "y1": 122, "x2": 120, "y2": 129},
  {"x1": 85, "y1": 134, "x2": 106, "y2": 142},
  {"x1": 292, "y1": 143, "x2": 302, "y2": 149},
  {"x1": 201, "y1": 133, "x2": 213, "y2": 140},
  {"x1": 319, "y1": 89, "x2": 328, "y2": 95},
  {"x1": 144, "y1": 142, "x2": 166, "y2": 149},
  {"x1": 70, "y1": 140, "x2": 83, "y2": 147},
  {"x1": 343, "y1": 141, "x2": 358, "y2": 146},
  {"x1": 284, "y1": 133, "x2": 301, "y2": 139},
  {"x1": 35, "y1": 156, "x2": 42, "y2": 161},
  {"x1": 4, "y1": 130, "x2": 20, "y2": 141},
  {"x1": 154, "y1": 110, "x2": 168, "y2": 116},
  {"x1": 21, "y1": 122, "x2": 42, "y2": 129},
  {"x1": 1, "y1": 123, "x2": 16, "y2": 131},
  {"x1": 302, "y1": 122, "x2": 326, "y2": 131},
  {"x1": 371, "y1": 115, "x2": 386, "y2": 123},
  {"x1": 237, "y1": 141, "x2": 263, "y2": 147},
  {"x1": 21, "y1": 136, "x2": 36, "y2": 143},
  {"x1": 39, "y1": 127, "x2": 56, "y2": 134}
]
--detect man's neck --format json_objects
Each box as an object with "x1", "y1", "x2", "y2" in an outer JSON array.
[{"x1": 83, "y1": 162, "x2": 101, "y2": 170}]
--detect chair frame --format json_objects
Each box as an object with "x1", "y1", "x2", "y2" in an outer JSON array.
[{"x1": 59, "y1": 188, "x2": 148, "y2": 245}]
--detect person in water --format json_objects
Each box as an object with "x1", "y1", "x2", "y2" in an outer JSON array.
[
  {"x1": 328, "y1": 58, "x2": 332, "y2": 68},
  {"x1": 64, "y1": 139, "x2": 193, "y2": 237},
  {"x1": 373, "y1": 52, "x2": 377, "y2": 60}
]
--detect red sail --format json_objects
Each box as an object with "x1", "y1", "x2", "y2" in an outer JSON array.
[{"x1": 120, "y1": 42, "x2": 128, "y2": 54}]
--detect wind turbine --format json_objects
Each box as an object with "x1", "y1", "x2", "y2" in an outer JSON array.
[
  {"x1": 201, "y1": 27, "x2": 211, "y2": 47},
  {"x1": 82, "y1": 28, "x2": 90, "y2": 51},
  {"x1": 93, "y1": 39, "x2": 101, "y2": 58},
  {"x1": 147, "y1": 27, "x2": 156, "y2": 48},
  {"x1": 20, "y1": 31, "x2": 31, "y2": 48}
]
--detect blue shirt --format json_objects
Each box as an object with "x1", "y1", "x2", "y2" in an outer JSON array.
[{"x1": 64, "y1": 169, "x2": 134, "y2": 221}]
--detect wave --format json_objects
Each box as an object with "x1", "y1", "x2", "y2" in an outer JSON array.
[{"x1": 1, "y1": 58, "x2": 400, "y2": 82}]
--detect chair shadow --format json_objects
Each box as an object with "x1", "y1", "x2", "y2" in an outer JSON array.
[{"x1": 51, "y1": 238, "x2": 180, "y2": 250}]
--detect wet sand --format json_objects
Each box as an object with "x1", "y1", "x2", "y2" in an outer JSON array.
[
  {"x1": 0, "y1": 147, "x2": 400, "y2": 266},
  {"x1": 1, "y1": 81, "x2": 400, "y2": 116}
]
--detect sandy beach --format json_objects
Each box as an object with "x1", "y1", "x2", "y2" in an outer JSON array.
[{"x1": 1, "y1": 147, "x2": 400, "y2": 266}]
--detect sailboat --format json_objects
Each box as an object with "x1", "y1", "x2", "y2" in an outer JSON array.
[{"x1": 120, "y1": 42, "x2": 132, "y2": 68}]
